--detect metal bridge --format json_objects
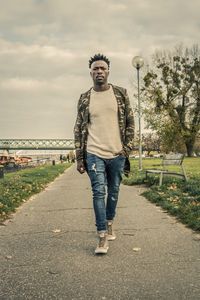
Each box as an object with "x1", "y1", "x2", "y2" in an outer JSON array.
[{"x1": 0, "y1": 139, "x2": 75, "y2": 151}]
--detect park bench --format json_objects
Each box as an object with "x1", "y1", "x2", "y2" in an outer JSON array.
[{"x1": 145, "y1": 153, "x2": 188, "y2": 186}]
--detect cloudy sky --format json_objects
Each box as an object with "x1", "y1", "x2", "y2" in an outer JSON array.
[{"x1": 0, "y1": 0, "x2": 199, "y2": 139}]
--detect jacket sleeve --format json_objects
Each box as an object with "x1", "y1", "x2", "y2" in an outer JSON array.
[
  {"x1": 123, "y1": 90, "x2": 135, "y2": 156},
  {"x1": 73, "y1": 95, "x2": 84, "y2": 161}
]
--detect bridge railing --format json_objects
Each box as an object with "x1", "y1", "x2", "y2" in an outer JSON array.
[{"x1": 0, "y1": 139, "x2": 75, "y2": 150}]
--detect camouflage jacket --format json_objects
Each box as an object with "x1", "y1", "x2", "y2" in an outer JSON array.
[{"x1": 74, "y1": 84, "x2": 135, "y2": 161}]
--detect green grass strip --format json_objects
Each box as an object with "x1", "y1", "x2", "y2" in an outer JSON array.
[
  {"x1": 0, "y1": 163, "x2": 71, "y2": 222},
  {"x1": 123, "y1": 157, "x2": 200, "y2": 231},
  {"x1": 142, "y1": 178, "x2": 200, "y2": 231}
]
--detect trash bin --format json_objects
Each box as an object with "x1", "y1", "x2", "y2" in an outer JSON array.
[
  {"x1": 52, "y1": 160, "x2": 55, "y2": 166},
  {"x1": 0, "y1": 165, "x2": 4, "y2": 179}
]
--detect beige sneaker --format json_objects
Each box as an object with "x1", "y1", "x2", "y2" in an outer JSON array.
[
  {"x1": 95, "y1": 232, "x2": 109, "y2": 254},
  {"x1": 107, "y1": 221, "x2": 116, "y2": 241}
]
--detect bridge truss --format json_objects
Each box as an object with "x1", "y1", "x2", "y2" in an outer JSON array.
[{"x1": 0, "y1": 139, "x2": 75, "y2": 151}]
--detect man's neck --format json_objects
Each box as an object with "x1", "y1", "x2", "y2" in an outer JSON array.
[{"x1": 93, "y1": 83, "x2": 110, "y2": 92}]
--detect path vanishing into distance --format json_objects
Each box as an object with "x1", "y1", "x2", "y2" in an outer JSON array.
[{"x1": 0, "y1": 165, "x2": 200, "y2": 300}]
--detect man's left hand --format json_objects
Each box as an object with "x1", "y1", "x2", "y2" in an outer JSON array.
[{"x1": 114, "y1": 149, "x2": 126, "y2": 157}]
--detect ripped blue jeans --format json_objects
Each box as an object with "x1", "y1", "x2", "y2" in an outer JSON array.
[{"x1": 86, "y1": 152, "x2": 125, "y2": 232}]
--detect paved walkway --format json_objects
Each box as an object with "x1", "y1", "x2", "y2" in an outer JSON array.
[{"x1": 0, "y1": 165, "x2": 200, "y2": 300}]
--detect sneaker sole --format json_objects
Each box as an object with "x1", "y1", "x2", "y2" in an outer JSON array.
[
  {"x1": 107, "y1": 235, "x2": 116, "y2": 241},
  {"x1": 95, "y1": 247, "x2": 109, "y2": 254}
]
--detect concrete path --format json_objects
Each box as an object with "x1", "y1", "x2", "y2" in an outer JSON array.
[{"x1": 0, "y1": 165, "x2": 200, "y2": 300}]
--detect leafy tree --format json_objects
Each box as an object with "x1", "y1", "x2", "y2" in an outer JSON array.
[
  {"x1": 142, "y1": 132, "x2": 161, "y2": 155},
  {"x1": 194, "y1": 134, "x2": 200, "y2": 156},
  {"x1": 143, "y1": 45, "x2": 200, "y2": 156}
]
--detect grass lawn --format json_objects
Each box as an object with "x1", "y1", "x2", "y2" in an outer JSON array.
[
  {"x1": 0, "y1": 163, "x2": 72, "y2": 222},
  {"x1": 123, "y1": 157, "x2": 200, "y2": 231}
]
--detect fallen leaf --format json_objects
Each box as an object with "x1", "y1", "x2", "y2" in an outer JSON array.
[
  {"x1": 168, "y1": 183, "x2": 177, "y2": 190},
  {"x1": 52, "y1": 229, "x2": 61, "y2": 233},
  {"x1": 133, "y1": 247, "x2": 141, "y2": 252}
]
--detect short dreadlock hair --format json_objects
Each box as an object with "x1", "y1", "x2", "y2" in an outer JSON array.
[{"x1": 89, "y1": 54, "x2": 110, "y2": 69}]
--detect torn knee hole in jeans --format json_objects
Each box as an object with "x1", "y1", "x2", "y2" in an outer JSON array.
[{"x1": 91, "y1": 163, "x2": 97, "y2": 173}]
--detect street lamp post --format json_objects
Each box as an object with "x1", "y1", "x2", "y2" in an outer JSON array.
[{"x1": 132, "y1": 56, "x2": 144, "y2": 171}]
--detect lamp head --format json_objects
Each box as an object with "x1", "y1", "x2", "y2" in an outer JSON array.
[{"x1": 132, "y1": 56, "x2": 144, "y2": 69}]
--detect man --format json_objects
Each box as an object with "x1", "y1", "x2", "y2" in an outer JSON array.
[{"x1": 74, "y1": 54, "x2": 134, "y2": 254}]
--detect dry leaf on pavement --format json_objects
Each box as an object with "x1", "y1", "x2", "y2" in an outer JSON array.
[
  {"x1": 133, "y1": 247, "x2": 141, "y2": 252},
  {"x1": 52, "y1": 229, "x2": 61, "y2": 233}
]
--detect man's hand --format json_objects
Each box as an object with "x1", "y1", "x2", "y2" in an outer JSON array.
[
  {"x1": 77, "y1": 160, "x2": 86, "y2": 174},
  {"x1": 114, "y1": 149, "x2": 127, "y2": 157}
]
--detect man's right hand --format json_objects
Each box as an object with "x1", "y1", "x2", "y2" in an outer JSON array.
[{"x1": 77, "y1": 160, "x2": 86, "y2": 174}]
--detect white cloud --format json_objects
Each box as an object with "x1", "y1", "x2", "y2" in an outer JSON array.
[
  {"x1": 0, "y1": 0, "x2": 200, "y2": 138},
  {"x1": 1, "y1": 78, "x2": 42, "y2": 90}
]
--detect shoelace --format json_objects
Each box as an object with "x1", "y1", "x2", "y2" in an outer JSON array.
[{"x1": 99, "y1": 237, "x2": 106, "y2": 247}]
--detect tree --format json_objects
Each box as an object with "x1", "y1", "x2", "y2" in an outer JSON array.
[
  {"x1": 143, "y1": 44, "x2": 200, "y2": 156},
  {"x1": 194, "y1": 133, "x2": 200, "y2": 156},
  {"x1": 142, "y1": 132, "x2": 161, "y2": 155}
]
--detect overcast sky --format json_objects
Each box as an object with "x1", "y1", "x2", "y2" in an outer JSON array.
[{"x1": 0, "y1": 0, "x2": 199, "y2": 139}]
